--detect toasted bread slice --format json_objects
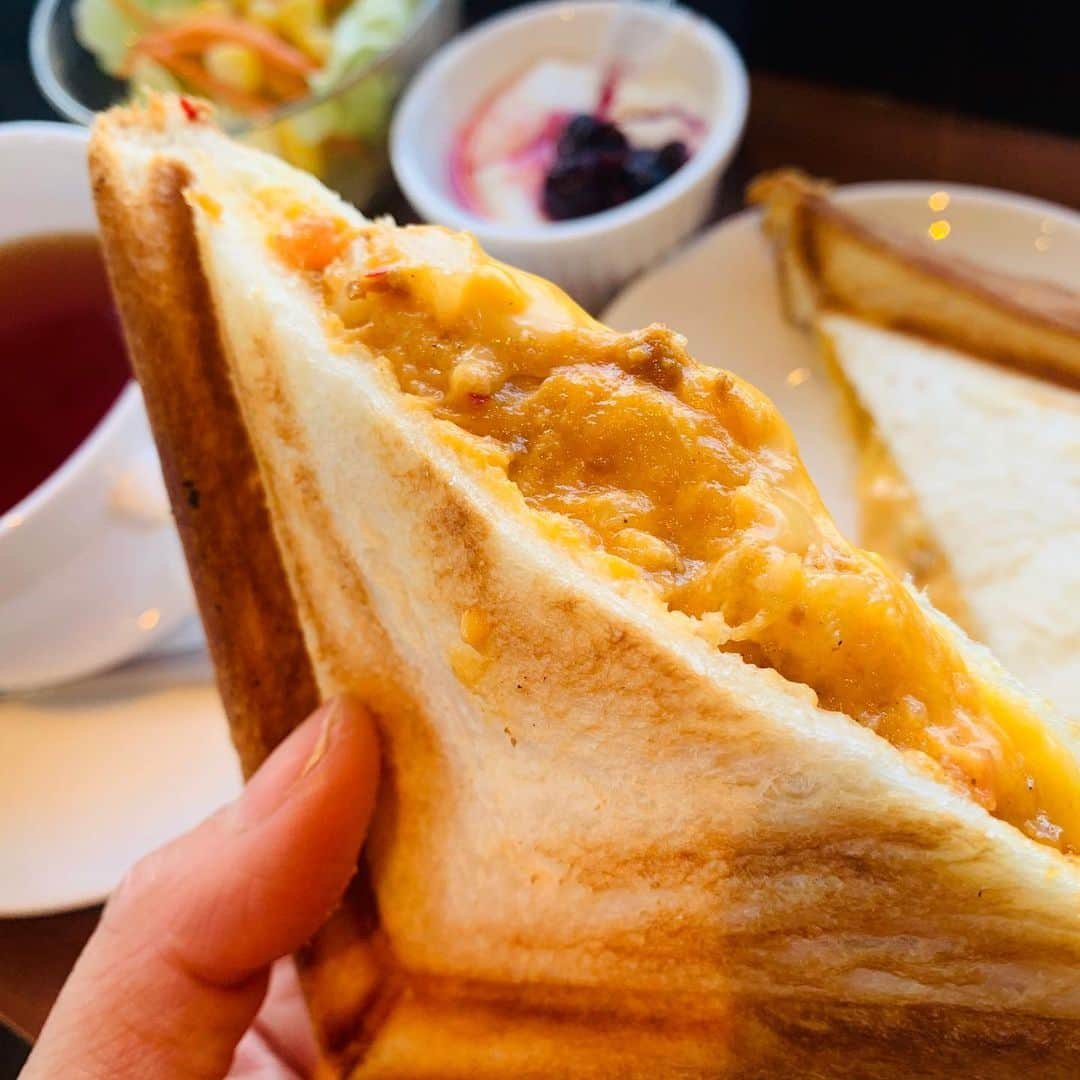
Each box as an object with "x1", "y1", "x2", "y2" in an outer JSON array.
[
  {"x1": 750, "y1": 170, "x2": 1080, "y2": 717},
  {"x1": 92, "y1": 99, "x2": 1080, "y2": 1077},
  {"x1": 748, "y1": 169, "x2": 1080, "y2": 390},
  {"x1": 819, "y1": 313, "x2": 1080, "y2": 716}
]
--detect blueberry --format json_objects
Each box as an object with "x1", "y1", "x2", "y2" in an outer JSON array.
[
  {"x1": 624, "y1": 142, "x2": 690, "y2": 197},
  {"x1": 557, "y1": 114, "x2": 628, "y2": 158},
  {"x1": 657, "y1": 141, "x2": 689, "y2": 174},
  {"x1": 542, "y1": 157, "x2": 593, "y2": 221},
  {"x1": 625, "y1": 149, "x2": 666, "y2": 195},
  {"x1": 542, "y1": 119, "x2": 691, "y2": 221},
  {"x1": 542, "y1": 150, "x2": 632, "y2": 221}
]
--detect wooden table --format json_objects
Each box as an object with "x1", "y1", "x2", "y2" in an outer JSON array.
[{"x1": 2, "y1": 72, "x2": 1077, "y2": 1050}]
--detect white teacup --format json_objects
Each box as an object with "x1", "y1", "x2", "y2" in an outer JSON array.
[{"x1": 0, "y1": 122, "x2": 196, "y2": 692}]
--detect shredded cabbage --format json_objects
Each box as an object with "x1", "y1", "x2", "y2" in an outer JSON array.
[
  {"x1": 75, "y1": 0, "x2": 202, "y2": 75},
  {"x1": 313, "y1": 0, "x2": 417, "y2": 93},
  {"x1": 303, "y1": 0, "x2": 417, "y2": 144}
]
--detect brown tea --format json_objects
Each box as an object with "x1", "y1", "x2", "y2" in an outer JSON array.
[{"x1": 0, "y1": 233, "x2": 130, "y2": 513}]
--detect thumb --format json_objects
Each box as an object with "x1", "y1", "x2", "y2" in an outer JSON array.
[{"x1": 24, "y1": 695, "x2": 379, "y2": 1080}]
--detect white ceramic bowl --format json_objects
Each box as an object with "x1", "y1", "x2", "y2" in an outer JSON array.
[
  {"x1": 391, "y1": 0, "x2": 748, "y2": 308},
  {"x1": 0, "y1": 123, "x2": 195, "y2": 692}
]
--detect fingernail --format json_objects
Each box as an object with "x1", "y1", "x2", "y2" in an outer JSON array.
[
  {"x1": 301, "y1": 696, "x2": 344, "y2": 778},
  {"x1": 229, "y1": 697, "x2": 349, "y2": 830}
]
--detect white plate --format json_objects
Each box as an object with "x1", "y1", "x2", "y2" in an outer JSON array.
[
  {"x1": 604, "y1": 181, "x2": 1080, "y2": 535},
  {"x1": 0, "y1": 646, "x2": 241, "y2": 916}
]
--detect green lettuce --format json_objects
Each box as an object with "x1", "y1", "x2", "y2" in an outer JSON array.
[
  {"x1": 312, "y1": 0, "x2": 417, "y2": 93},
  {"x1": 303, "y1": 0, "x2": 416, "y2": 143},
  {"x1": 74, "y1": 0, "x2": 201, "y2": 74}
]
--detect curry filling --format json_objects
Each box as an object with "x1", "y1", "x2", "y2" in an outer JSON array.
[{"x1": 269, "y1": 212, "x2": 1079, "y2": 853}]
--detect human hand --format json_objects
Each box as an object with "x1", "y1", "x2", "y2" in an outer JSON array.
[{"x1": 23, "y1": 696, "x2": 379, "y2": 1079}]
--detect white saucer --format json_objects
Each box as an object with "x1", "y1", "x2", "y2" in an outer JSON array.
[
  {"x1": 604, "y1": 181, "x2": 1080, "y2": 535},
  {"x1": 0, "y1": 644, "x2": 241, "y2": 916}
]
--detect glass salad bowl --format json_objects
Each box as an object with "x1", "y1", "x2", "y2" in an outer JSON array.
[{"x1": 31, "y1": 0, "x2": 460, "y2": 208}]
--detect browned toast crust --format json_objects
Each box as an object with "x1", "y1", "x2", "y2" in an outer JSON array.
[
  {"x1": 748, "y1": 169, "x2": 1080, "y2": 390},
  {"x1": 90, "y1": 112, "x2": 318, "y2": 776}
]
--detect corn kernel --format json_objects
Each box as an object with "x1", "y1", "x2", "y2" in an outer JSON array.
[
  {"x1": 246, "y1": 0, "x2": 279, "y2": 28},
  {"x1": 203, "y1": 42, "x2": 263, "y2": 94},
  {"x1": 276, "y1": 0, "x2": 329, "y2": 60},
  {"x1": 460, "y1": 607, "x2": 491, "y2": 648},
  {"x1": 450, "y1": 644, "x2": 490, "y2": 688},
  {"x1": 275, "y1": 119, "x2": 327, "y2": 177}
]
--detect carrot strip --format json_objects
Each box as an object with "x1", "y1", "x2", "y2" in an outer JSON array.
[
  {"x1": 111, "y1": 0, "x2": 155, "y2": 26},
  {"x1": 140, "y1": 47, "x2": 276, "y2": 115},
  {"x1": 261, "y1": 64, "x2": 309, "y2": 103},
  {"x1": 130, "y1": 15, "x2": 317, "y2": 77}
]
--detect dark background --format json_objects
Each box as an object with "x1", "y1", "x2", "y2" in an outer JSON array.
[{"x1": 3, "y1": 0, "x2": 1078, "y2": 135}]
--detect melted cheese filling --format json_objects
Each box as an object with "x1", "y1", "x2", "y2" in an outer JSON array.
[{"x1": 270, "y1": 212, "x2": 1077, "y2": 852}]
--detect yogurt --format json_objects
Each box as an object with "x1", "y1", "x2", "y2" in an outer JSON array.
[{"x1": 452, "y1": 59, "x2": 706, "y2": 224}]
